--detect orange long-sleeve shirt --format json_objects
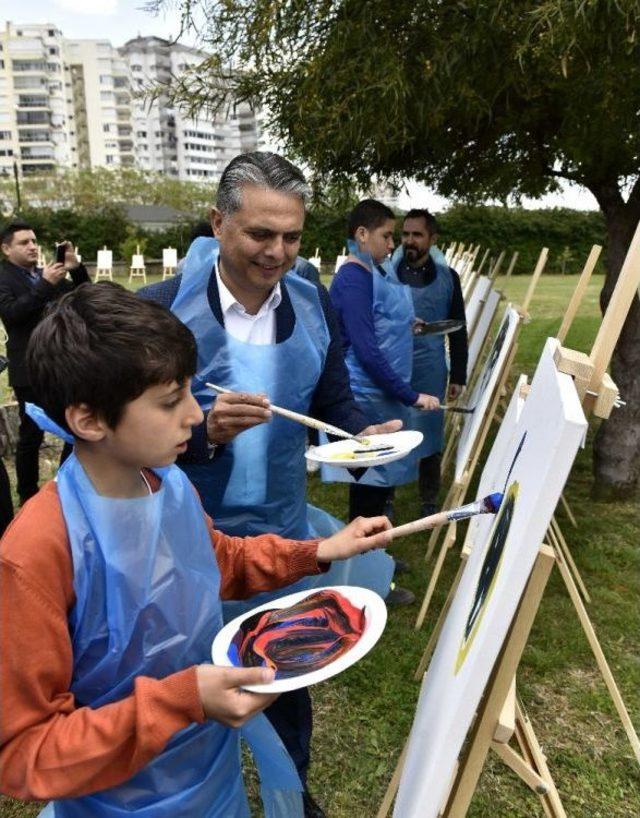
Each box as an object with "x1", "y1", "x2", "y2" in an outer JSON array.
[{"x1": 0, "y1": 478, "x2": 326, "y2": 802}]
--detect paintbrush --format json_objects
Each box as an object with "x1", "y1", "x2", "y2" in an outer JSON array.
[
  {"x1": 441, "y1": 404, "x2": 476, "y2": 414},
  {"x1": 205, "y1": 382, "x2": 394, "y2": 451},
  {"x1": 386, "y1": 492, "x2": 503, "y2": 542}
]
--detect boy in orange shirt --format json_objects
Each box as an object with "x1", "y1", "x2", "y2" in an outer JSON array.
[{"x1": 0, "y1": 282, "x2": 391, "y2": 817}]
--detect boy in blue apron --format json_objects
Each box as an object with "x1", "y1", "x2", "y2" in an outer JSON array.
[
  {"x1": 0, "y1": 282, "x2": 392, "y2": 818},
  {"x1": 322, "y1": 200, "x2": 441, "y2": 606}
]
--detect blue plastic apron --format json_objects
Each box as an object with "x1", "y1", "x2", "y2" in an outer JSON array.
[
  {"x1": 171, "y1": 238, "x2": 393, "y2": 612},
  {"x1": 41, "y1": 453, "x2": 302, "y2": 818},
  {"x1": 393, "y1": 246, "x2": 453, "y2": 460},
  {"x1": 321, "y1": 242, "x2": 417, "y2": 488}
]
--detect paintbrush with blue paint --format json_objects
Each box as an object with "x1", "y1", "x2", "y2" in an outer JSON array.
[{"x1": 386, "y1": 492, "x2": 503, "y2": 541}]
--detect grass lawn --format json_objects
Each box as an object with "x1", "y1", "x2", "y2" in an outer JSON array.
[{"x1": 2, "y1": 271, "x2": 639, "y2": 817}]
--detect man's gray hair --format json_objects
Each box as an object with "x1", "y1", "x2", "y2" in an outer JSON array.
[{"x1": 216, "y1": 152, "x2": 311, "y2": 215}]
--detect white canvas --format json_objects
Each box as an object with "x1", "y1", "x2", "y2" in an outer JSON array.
[
  {"x1": 308, "y1": 255, "x2": 321, "y2": 271},
  {"x1": 467, "y1": 288, "x2": 501, "y2": 380},
  {"x1": 131, "y1": 254, "x2": 145, "y2": 268},
  {"x1": 334, "y1": 253, "x2": 348, "y2": 274},
  {"x1": 163, "y1": 248, "x2": 178, "y2": 268},
  {"x1": 455, "y1": 305, "x2": 520, "y2": 482},
  {"x1": 96, "y1": 249, "x2": 112, "y2": 269},
  {"x1": 462, "y1": 373, "x2": 528, "y2": 557},
  {"x1": 394, "y1": 338, "x2": 587, "y2": 818},
  {"x1": 464, "y1": 276, "x2": 491, "y2": 330}
]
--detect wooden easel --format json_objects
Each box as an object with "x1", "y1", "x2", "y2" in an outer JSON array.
[
  {"x1": 475, "y1": 247, "x2": 491, "y2": 276},
  {"x1": 162, "y1": 247, "x2": 178, "y2": 280},
  {"x1": 553, "y1": 244, "x2": 602, "y2": 531},
  {"x1": 417, "y1": 250, "x2": 548, "y2": 628},
  {"x1": 129, "y1": 244, "x2": 147, "y2": 283},
  {"x1": 503, "y1": 250, "x2": 519, "y2": 280},
  {"x1": 414, "y1": 398, "x2": 640, "y2": 766},
  {"x1": 444, "y1": 246, "x2": 546, "y2": 471},
  {"x1": 413, "y1": 225, "x2": 640, "y2": 767},
  {"x1": 488, "y1": 249, "x2": 506, "y2": 281},
  {"x1": 379, "y1": 546, "x2": 565, "y2": 817},
  {"x1": 95, "y1": 246, "x2": 113, "y2": 281}
]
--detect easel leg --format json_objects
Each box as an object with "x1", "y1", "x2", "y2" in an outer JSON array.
[
  {"x1": 559, "y1": 492, "x2": 578, "y2": 528},
  {"x1": 415, "y1": 521, "x2": 457, "y2": 630},
  {"x1": 512, "y1": 700, "x2": 566, "y2": 817},
  {"x1": 553, "y1": 546, "x2": 640, "y2": 765},
  {"x1": 548, "y1": 516, "x2": 591, "y2": 604},
  {"x1": 441, "y1": 417, "x2": 460, "y2": 474},
  {"x1": 376, "y1": 739, "x2": 408, "y2": 818}
]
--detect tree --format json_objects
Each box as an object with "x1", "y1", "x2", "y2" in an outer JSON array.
[
  {"x1": 156, "y1": 0, "x2": 640, "y2": 495},
  {"x1": 0, "y1": 167, "x2": 214, "y2": 216}
]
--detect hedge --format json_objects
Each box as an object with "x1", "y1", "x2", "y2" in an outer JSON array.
[{"x1": 9, "y1": 203, "x2": 606, "y2": 274}]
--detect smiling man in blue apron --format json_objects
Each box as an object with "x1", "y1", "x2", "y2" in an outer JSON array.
[
  {"x1": 393, "y1": 210, "x2": 468, "y2": 517},
  {"x1": 139, "y1": 152, "x2": 398, "y2": 818}
]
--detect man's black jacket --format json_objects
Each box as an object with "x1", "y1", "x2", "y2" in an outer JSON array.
[{"x1": 0, "y1": 259, "x2": 90, "y2": 388}]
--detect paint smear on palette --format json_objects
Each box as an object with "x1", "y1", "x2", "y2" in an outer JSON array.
[
  {"x1": 454, "y1": 481, "x2": 519, "y2": 674},
  {"x1": 228, "y1": 590, "x2": 366, "y2": 679}
]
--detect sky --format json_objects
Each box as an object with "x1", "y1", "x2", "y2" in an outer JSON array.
[{"x1": 5, "y1": 2, "x2": 599, "y2": 212}]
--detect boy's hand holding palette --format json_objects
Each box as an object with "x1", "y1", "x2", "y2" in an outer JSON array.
[{"x1": 212, "y1": 586, "x2": 387, "y2": 693}]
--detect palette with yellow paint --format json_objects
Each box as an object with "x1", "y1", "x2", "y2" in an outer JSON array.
[{"x1": 305, "y1": 430, "x2": 423, "y2": 469}]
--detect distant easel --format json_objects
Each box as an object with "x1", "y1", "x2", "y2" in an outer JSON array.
[
  {"x1": 95, "y1": 247, "x2": 113, "y2": 281},
  {"x1": 129, "y1": 245, "x2": 146, "y2": 284},
  {"x1": 475, "y1": 247, "x2": 491, "y2": 276},
  {"x1": 334, "y1": 246, "x2": 347, "y2": 274},
  {"x1": 309, "y1": 247, "x2": 322, "y2": 272},
  {"x1": 162, "y1": 247, "x2": 178, "y2": 280},
  {"x1": 488, "y1": 249, "x2": 506, "y2": 280},
  {"x1": 503, "y1": 250, "x2": 519, "y2": 280}
]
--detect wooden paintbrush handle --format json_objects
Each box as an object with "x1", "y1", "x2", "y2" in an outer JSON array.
[
  {"x1": 387, "y1": 511, "x2": 450, "y2": 541},
  {"x1": 206, "y1": 382, "x2": 355, "y2": 440},
  {"x1": 268, "y1": 404, "x2": 354, "y2": 440}
]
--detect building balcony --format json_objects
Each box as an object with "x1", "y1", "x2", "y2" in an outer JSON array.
[
  {"x1": 21, "y1": 161, "x2": 55, "y2": 174},
  {"x1": 20, "y1": 147, "x2": 55, "y2": 160},
  {"x1": 16, "y1": 113, "x2": 50, "y2": 126}
]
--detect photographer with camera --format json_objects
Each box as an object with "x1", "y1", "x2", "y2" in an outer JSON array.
[{"x1": 0, "y1": 222, "x2": 89, "y2": 504}]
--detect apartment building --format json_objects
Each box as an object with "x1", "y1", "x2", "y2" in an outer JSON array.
[
  {"x1": 65, "y1": 39, "x2": 134, "y2": 169},
  {"x1": 0, "y1": 21, "x2": 76, "y2": 177},
  {"x1": 0, "y1": 23, "x2": 259, "y2": 181},
  {"x1": 121, "y1": 35, "x2": 258, "y2": 181}
]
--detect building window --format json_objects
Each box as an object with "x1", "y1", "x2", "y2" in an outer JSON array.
[
  {"x1": 103, "y1": 124, "x2": 110, "y2": 132},
  {"x1": 106, "y1": 155, "x2": 114, "y2": 164}
]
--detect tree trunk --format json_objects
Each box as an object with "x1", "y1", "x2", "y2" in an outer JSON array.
[{"x1": 590, "y1": 182, "x2": 640, "y2": 498}]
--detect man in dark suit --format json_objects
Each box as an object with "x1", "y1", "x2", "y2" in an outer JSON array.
[{"x1": 0, "y1": 221, "x2": 90, "y2": 503}]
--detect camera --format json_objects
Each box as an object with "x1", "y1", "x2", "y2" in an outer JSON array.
[{"x1": 55, "y1": 242, "x2": 67, "y2": 265}]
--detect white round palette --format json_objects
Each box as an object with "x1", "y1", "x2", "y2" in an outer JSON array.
[
  {"x1": 211, "y1": 585, "x2": 387, "y2": 693},
  {"x1": 305, "y1": 430, "x2": 423, "y2": 468}
]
